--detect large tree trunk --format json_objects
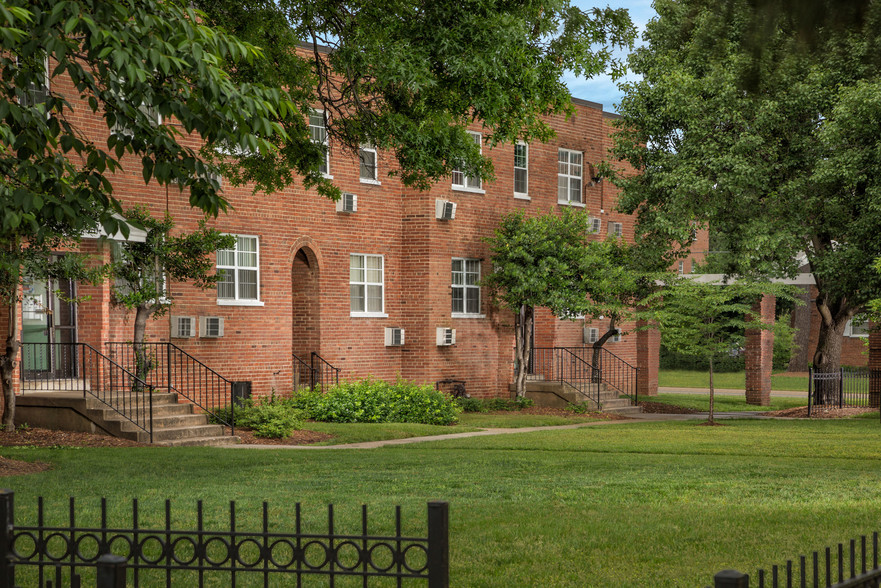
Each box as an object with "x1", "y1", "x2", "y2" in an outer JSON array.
[
  {"x1": 513, "y1": 305, "x2": 534, "y2": 398},
  {"x1": 0, "y1": 295, "x2": 19, "y2": 430},
  {"x1": 812, "y1": 296, "x2": 851, "y2": 405}
]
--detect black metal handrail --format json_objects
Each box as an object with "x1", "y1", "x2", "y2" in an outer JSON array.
[
  {"x1": 311, "y1": 351, "x2": 340, "y2": 391},
  {"x1": 19, "y1": 342, "x2": 154, "y2": 442},
  {"x1": 292, "y1": 351, "x2": 313, "y2": 390},
  {"x1": 104, "y1": 342, "x2": 234, "y2": 436},
  {"x1": 525, "y1": 347, "x2": 601, "y2": 408},
  {"x1": 568, "y1": 346, "x2": 639, "y2": 406}
]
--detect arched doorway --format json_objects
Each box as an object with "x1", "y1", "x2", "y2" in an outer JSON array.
[{"x1": 291, "y1": 247, "x2": 321, "y2": 389}]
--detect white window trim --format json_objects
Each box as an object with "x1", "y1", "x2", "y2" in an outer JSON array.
[
  {"x1": 451, "y1": 257, "x2": 482, "y2": 317},
  {"x1": 845, "y1": 318, "x2": 869, "y2": 338},
  {"x1": 452, "y1": 131, "x2": 485, "y2": 194},
  {"x1": 309, "y1": 109, "x2": 331, "y2": 179},
  {"x1": 216, "y1": 234, "x2": 263, "y2": 306},
  {"x1": 514, "y1": 141, "x2": 529, "y2": 199},
  {"x1": 359, "y1": 144, "x2": 381, "y2": 185},
  {"x1": 350, "y1": 253, "x2": 386, "y2": 318},
  {"x1": 558, "y1": 148, "x2": 584, "y2": 205}
]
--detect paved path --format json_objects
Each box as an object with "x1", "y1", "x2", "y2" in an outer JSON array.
[{"x1": 231, "y1": 410, "x2": 769, "y2": 450}]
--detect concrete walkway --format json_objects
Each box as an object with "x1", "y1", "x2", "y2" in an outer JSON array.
[{"x1": 231, "y1": 410, "x2": 767, "y2": 450}]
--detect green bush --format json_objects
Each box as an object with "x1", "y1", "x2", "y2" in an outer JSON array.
[
  {"x1": 455, "y1": 396, "x2": 487, "y2": 413},
  {"x1": 210, "y1": 398, "x2": 305, "y2": 439},
  {"x1": 288, "y1": 378, "x2": 461, "y2": 425}
]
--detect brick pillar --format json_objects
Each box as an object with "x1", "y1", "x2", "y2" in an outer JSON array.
[
  {"x1": 636, "y1": 319, "x2": 659, "y2": 397},
  {"x1": 869, "y1": 322, "x2": 881, "y2": 407},
  {"x1": 745, "y1": 294, "x2": 775, "y2": 406}
]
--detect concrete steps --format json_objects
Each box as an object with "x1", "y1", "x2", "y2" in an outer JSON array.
[
  {"x1": 15, "y1": 390, "x2": 240, "y2": 446},
  {"x1": 515, "y1": 380, "x2": 642, "y2": 415}
]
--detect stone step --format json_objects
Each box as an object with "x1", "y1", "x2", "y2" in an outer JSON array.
[
  {"x1": 154, "y1": 435, "x2": 241, "y2": 447},
  {"x1": 150, "y1": 424, "x2": 227, "y2": 442},
  {"x1": 602, "y1": 405, "x2": 643, "y2": 415},
  {"x1": 111, "y1": 413, "x2": 211, "y2": 432}
]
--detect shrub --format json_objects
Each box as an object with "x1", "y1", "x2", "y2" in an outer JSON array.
[
  {"x1": 289, "y1": 378, "x2": 460, "y2": 425},
  {"x1": 454, "y1": 396, "x2": 533, "y2": 412},
  {"x1": 210, "y1": 398, "x2": 305, "y2": 439},
  {"x1": 455, "y1": 396, "x2": 487, "y2": 413}
]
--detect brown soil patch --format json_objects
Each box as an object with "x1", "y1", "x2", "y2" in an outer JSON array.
[
  {"x1": 764, "y1": 406, "x2": 878, "y2": 419},
  {"x1": 0, "y1": 456, "x2": 52, "y2": 477},
  {"x1": 0, "y1": 427, "x2": 146, "y2": 448},
  {"x1": 234, "y1": 428, "x2": 335, "y2": 445},
  {"x1": 638, "y1": 401, "x2": 701, "y2": 414}
]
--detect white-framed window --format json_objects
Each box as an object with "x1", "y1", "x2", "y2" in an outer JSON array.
[
  {"x1": 350, "y1": 254, "x2": 385, "y2": 316},
  {"x1": 17, "y1": 53, "x2": 50, "y2": 109},
  {"x1": 359, "y1": 144, "x2": 379, "y2": 184},
  {"x1": 611, "y1": 328, "x2": 622, "y2": 343},
  {"x1": 608, "y1": 222, "x2": 623, "y2": 238},
  {"x1": 309, "y1": 110, "x2": 330, "y2": 177},
  {"x1": 110, "y1": 240, "x2": 167, "y2": 302},
  {"x1": 216, "y1": 235, "x2": 262, "y2": 306},
  {"x1": 845, "y1": 318, "x2": 869, "y2": 337},
  {"x1": 558, "y1": 148, "x2": 583, "y2": 204},
  {"x1": 110, "y1": 83, "x2": 162, "y2": 138},
  {"x1": 585, "y1": 327, "x2": 599, "y2": 344},
  {"x1": 587, "y1": 216, "x2": 602, "y2": 234},
  {"x1": 452, "y1": 131, "x2": 483, "y2": 192},
  {"x1": 451, "y1": 258, "x2": 481, "y2": 316},
  {"x1": 678, "y1": 260, "x2": 685, "y2": 275},
  {"x1": 514, "y1": 142, "x2": 529, "y2": 198}
]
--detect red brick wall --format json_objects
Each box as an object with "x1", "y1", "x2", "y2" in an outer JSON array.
[{"x1": 745, "y1": 295, "x2": 775, "y2": 405}]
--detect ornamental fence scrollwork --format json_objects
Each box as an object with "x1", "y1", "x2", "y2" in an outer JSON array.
[{"x1": 0, "y1": 490, "x2": 449, "y2": 588}]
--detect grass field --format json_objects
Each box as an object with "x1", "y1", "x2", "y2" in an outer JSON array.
[
  {"x1": 6, "y1": 419, "x2": 881, "y2": 586},
  {"x1": 659, "y1": 369, "x2": 810, "y2": 391}
]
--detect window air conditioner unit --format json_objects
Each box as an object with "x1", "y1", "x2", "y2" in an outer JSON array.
[
  {"x1": 336, "y1": 192, "x2": 357, "y2": 213},
  {"x1": 384, "y1": 327, "x2": 405, "y2": 346},
  {"x1": 171, "y1": 316, "x2": 196, "y2": 338},
  {"x1": 583, "y1": 327, "x2": 599, "y2": 344},
  {"x1": 435, "y1": 199, "x2": 456, "y2": 220},
  {"x1": 587, "y1": 217, "x2": 601, "y2": 234},
  {"x1": 436, "y1": 327, "x2": 456, "y2": 346},
  {"x1": 200, "y1": 316, "x2": 225, "y2": 338}
]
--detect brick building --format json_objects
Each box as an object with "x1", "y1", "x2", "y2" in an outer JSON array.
[{"x1": 8, "y1": 61, "x2": 712, "y2": 404}]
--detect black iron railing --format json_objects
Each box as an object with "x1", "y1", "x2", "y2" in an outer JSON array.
[
  {"x1": 567, "y1": 346, "x2": 639, "y2": 402},
  {"x1": 292, "y1": 351, "x2": 340, "y2": 392},
  {"x1": 104, "y1": 342, "x2": 234, "y2": 436},
  {"x1": 525, "y1": 347, "x2": 601, "y2": 408},
  {"x1": 523, "y1": 346, "x2": 639, "y2": 408},
  {"x1": 19, "y1": 342, "x2": 154, "y2": 442},
  {"x1": 808, "y1": 368, "x2": 881, "y2": 415},
  {"x1": 1, "y1": 490, "x2": 449, "y2": 588},
  {"x1": 709, "y1": 532, "x2": 881, "y2": 588}
]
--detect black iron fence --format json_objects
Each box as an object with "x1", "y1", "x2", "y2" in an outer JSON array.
[
  {"x1": 104, "y1": 342, "x2": 234, "y2": 436},
  {"x1": 709, "y1": 532, "x2": 881, "y2": 587},
  {"x1": 19, "y1": 342, "x2": 154, "y2": 442},
  {"x1": 808, "y1": 368, "x2": 881, "y2": 415},
  {"x1": 293, "y1": 351, "x2": 341, "y2": 392},
  {"x1": 1, "y1": 490, "x2": 450, "y2": 588}
]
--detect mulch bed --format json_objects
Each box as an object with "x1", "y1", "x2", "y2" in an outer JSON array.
[{"x1": 233, "y1": 428, "x2": 335, "y2": 445}]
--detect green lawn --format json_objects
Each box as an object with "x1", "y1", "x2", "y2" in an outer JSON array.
[
  {"x1": 644, "y1": 393, "x2": 808, "y2": 412},
  {"x1": 7, "y1": 419, "x2": 881, "y2": 586},
  {"x1": 660, "y1": 369, "x2": 810, "y2": 391}
]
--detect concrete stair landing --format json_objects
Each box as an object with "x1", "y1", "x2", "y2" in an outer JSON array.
[{"x1": 16, "y1": 389, "x2": 240, "y2": 446}]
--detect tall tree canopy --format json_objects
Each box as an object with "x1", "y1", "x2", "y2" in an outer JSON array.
[{"x1": 609, "y1": 0, "x2": 881, "y2": 375}]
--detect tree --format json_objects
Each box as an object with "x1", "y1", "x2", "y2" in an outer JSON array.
[
  {"x1": 609, "y1": 0, "x2": 881, "y2": 379},
  {"x1": 484, "y1": 209, "x2": 625, "y2": 398},
  {"x1": 642, "y1": 279, "x2": 788, "y2": 423},
  {"x1": 109, "y1": 209, "x2": 235, "y2": 382},
  {"x1": 195, "y1": 0, "x2": 637, "y2": 193}
]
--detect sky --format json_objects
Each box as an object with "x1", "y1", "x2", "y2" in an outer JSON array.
[{"x1": 563, "y1": 1, "x2": 657, "y2": 113}]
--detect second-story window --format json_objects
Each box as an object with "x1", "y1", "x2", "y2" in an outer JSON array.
[
  {"x1": 452, "y1": 131, "x2": 482, "y2": 191},
  {"x1": 359, "y1": 144, "x2": 378, "y2": 183},
  {"x1": 309, "y1": 111, "x2": 329, "y2": 176},
  {"x1": 558, "y1": 148, "x2": 583, "y2": 204},
  {"x1": 514, "y1": 143, "x2": 528, "y2": 197},
  {"x1": 451, "y1": 258, "x2": 481, "y2": 315}
]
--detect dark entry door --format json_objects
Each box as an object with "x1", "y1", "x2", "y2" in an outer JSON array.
[{"x1": 21, "y1": 277, "x2": 77, "y2": 378}]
